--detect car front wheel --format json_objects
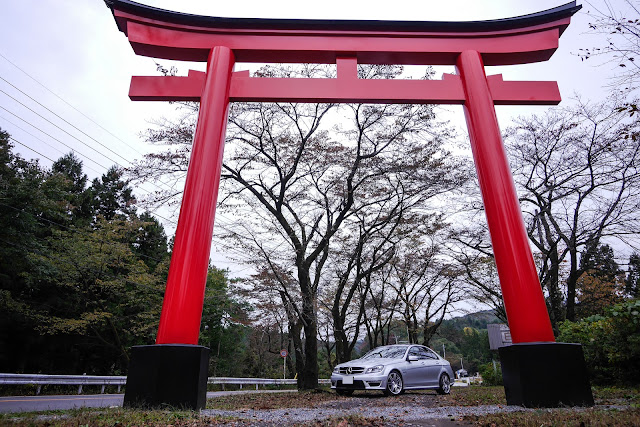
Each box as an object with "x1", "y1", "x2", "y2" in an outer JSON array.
[
  {"x1": 437, "y1": 373, "x2": 451, "y2": 395},
  {"x1": 383, "y1": 370, "x2": 404, "y2": 396}
]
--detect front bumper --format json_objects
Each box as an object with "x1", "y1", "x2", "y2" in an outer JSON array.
[{"x1": 330, "y1": 373, "x2": 387, "y2": 390}]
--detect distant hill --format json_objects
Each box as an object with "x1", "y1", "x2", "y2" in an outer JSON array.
[{"x1": 441, "y1": 310, "x2": 502, "y2": 331}]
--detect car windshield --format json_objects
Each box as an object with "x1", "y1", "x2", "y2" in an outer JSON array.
[{"x1": 361, "y1": 346, "x2": 407, "y2": 360}]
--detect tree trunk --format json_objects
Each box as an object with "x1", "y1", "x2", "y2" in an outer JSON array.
[
  {"x1": 546, "y1": 246, "x2": 564, "y2": 333},
  {"x1": 286, "y1": 337, "x2": 296, "y2": 377},
  {"x1": 566, "y1": 250, "x2": 579, "y2": 321},
  {"x1": 299, "y1": 301, "x2": 318, "y2": 389},
  {"x1": 332, "y1": 308, "x2": 350, "y2": 363},
  {"x1": 297, "y1": 268, "x2": 318, "y2": 389}
]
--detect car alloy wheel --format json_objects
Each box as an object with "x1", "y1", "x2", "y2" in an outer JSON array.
[
  {"x1": 437, "y1": 373, "x2": 451, "y2": 395},
  {"x1": 384, "y1": 371, "x2": 403, "y2": 396}
]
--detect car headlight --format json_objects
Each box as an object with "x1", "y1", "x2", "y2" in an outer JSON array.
[
  {"x1": 365, "y1": 365, "x2": 384, "y2": 374},
  {"x1": 333, "y1": 366, "x2": 339, "y2": 373}
]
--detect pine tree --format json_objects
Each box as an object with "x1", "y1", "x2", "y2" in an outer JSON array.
[
  {"x1": 91, "y1": 166, "x2": 136, "y2": 220},
  {"x1": 626, "y1": 253, "x2": 640, "y2": 298}
]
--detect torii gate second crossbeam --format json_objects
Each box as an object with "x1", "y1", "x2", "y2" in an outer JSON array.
[{"x1": 105, "y1": 0, "x2": 594, "y2": 410}]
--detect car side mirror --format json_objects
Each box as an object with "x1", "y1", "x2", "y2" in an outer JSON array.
[{"x1": 408, "y1": 355, "x2": 419, "y2": 362}]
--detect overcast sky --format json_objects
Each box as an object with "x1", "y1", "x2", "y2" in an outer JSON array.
[{"x1": 0, "y1": 0, "x2": 631, "y2": 273}]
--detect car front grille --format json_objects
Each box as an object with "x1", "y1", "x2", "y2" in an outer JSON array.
[
  {"x1": 339, "y1": 367, "x2": 365, "y2": 374},
  {"x1": 337, "y1": 380, "x2": 366, "y2": 389}
]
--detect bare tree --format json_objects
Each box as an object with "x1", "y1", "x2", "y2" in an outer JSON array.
[
  {"x1": 216, "y1": 64, "x2": 469, "y2": 387},
  {"x1": 449, "y1": 223, "x2": 508, "y2": 323},
  {"x1": 387, "y1": 228, "x2": 464, "y2": 346},
  {"x1": 451, "y1": 95, "x2": 640, "y2": 326},
  {"x1": 509, "y1": 96, "x2": 640, "y2": 322},
  {"x1": 361, "y1": 265, "x2": 402, "y2": 349},
  {"x1": 579, "y1": 0, "x2": 640, "y2": 89},
  {"x1": 127, "y1": 64, "x2": 468, "y2": 387}
]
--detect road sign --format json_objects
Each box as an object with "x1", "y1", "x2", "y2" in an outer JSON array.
[
  {"x1": 280, "y1": 349, "x2": 288, "y2": 358},
  {"x1": 488, "y1": 324, "x2": 513, "y2": 350}
]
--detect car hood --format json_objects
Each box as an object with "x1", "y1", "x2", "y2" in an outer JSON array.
[{"x1": 337, "y1": 357, "x2": 403, "y2": 368}]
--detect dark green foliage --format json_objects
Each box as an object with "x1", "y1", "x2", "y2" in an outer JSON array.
[
  {"x1": 479, "y1": 362, "x2": 503, "y2": 386},
  {"x1": 580, "y1": 242, "x2": 622, "y2": 283},
  {"x1": 91, "y1": 166, "x2": 136, "y2": 220},
  {"x1": 0, "y1": 129, "x2": 171, "y2": 374},
  {"x1": 50, "y1": 153, "x2": 94, "y2": 225},
  {"x1": 439, "y1": 310, "x2": 501, "y2": 331},
  {"x1": 199, "y1": 267, "x2": 252, "y2": 377},
  {"x1": 132, "y1": 212, "x2": 169, "y2": 271},
  {"x1": 433, "y1": 311, "x2": 497, "y2": 374},
  {"x1": 558, "y1": 299, "x2": 640, "y2": 385},
  {"x1": 576, "y1": 243, "x2": 626, "y2": 319},
  {"x1": 627, "y1": 253, "x2": 640, "y2": 298},
  {"x1": 0, "y1": 128, "x2": 263, "y2": 377},
  {"x1": 458, "y1": 328, "x2": 492, "y2": 374}
]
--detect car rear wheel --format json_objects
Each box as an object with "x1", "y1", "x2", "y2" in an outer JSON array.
[
  {"x1": 383, "y1": 371, "x2": 404, "y2": 396},
  {"x1": 336, "y1": 389, "x2": 354, "y2": 396},
  {"x1": 437, "y1": 373, "x2": 451, "y2": 395}
]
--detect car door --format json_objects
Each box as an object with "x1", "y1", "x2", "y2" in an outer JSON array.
[
  {"x1": 421, "y1": 347, "x2": 444, "y2": 387},
  {"x1": 403, "y1": 346, "x2": 425, "y2": 387}
]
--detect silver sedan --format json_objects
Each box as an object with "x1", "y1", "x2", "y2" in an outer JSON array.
[{"x1": 330, "y1": 344, "x2": 454, "y2": 396}]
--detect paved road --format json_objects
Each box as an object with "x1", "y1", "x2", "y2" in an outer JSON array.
[
  {"x1": 0, "y1": 389, "x2": 296, "y2": 413},
  {"x1": 0, "y1": 394, "x2": 124, "y2": 413}
]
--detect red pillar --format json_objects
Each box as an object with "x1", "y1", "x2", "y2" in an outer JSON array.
[
  {"x1": 156, "y1": 46, "x2": 235, "y2": 345},
  {"x1": 456, "y1": 50, "x2": 555, "y2": 344}
]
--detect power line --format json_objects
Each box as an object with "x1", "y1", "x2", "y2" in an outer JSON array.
[
  {"x1": 0, "y1": 68, "x2": 186, "y2": 197},
  {"x1": 0, "y1": 76, "x2": 137, "y2": 166},
  {"x1": 1, "y1": 116, "x2": 103, "y2": 176},
  {"x1": 2, "y1": 116, "x2": 178, "y2": 226},
  {"x1": 0, "y1": 106, "x2": 119, "y2": 171},
  {"x1": 0, "y1": 50, "x2": 146, "y2": 157},
  {"x1": 2, "y1": 115, "x2": 66, "y2": 156},
  {"x1": 0, "y1": 57, "x2": 193, "y2": 228},
  {"x1": 0, "y1": 89, "x2": 127, "y2": 168},
  {"x1": 9, "y1": 136, "x2": 56, "y2": 163}
]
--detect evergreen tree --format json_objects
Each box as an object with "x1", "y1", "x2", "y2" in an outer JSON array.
[
  {"x1": 580, "y1": 242, "x2": 622, "y2": 282},
  {"x1": 132, "y1": 212, "x2": 169, "y2": 271},
  {"x1": 626, "y1": 253, "x2": 640, "y2": 298},
  {"x1": 576, "y1": 243, "x2": 625, "y2": 318},
  {"x1": 51, "y1": 153, "x2": 87, "y2": 195},
  {"x1": 50, "y1": 153, "x2": 94, "y2": 224},
  {"x1": 199, "y1": 266, "x2": 251, "y2": 377},
  {"x1": 0, "y1": 131, "x2": 169, "y2": 374},
  {"x1": 91, "y1": 166, "x2": 136, "y2": 220}
]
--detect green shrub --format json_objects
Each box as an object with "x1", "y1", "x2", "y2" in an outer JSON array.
[
  {"x1": 479, "y1": 361, "x2": 502, "y2": 386},
  {"x1": 558, "y1": 299, "x2": 640, "y2": 385}
]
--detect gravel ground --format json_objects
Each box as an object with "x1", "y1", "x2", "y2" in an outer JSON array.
[
  {"x1": 202, "y1": 393, "x2": 633, "y2": 427},
  {"x1": 202, "y1": 403, "x2": 524, "y2": 424},
  {"x1": 202, "y1": 393, "x2": 539, "y2": 426}
]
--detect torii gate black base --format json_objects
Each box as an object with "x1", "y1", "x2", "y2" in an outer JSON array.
[
  {"x1": 500, "y1": 343, "x2": 594, "y2": 407},
  {"x1": 123, "y1": 345, "x2": 210, "y2": 410}
]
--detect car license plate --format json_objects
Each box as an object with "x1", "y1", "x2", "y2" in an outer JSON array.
[{"x1": 342, "y1": 376, "x2": 353, "y2": 385}]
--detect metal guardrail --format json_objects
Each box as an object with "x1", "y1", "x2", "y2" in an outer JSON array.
[
  {"x1": 0, "y1": 373, "x2": 127, "y2": 395},
  {"x1": 209, "y1": 377, "x2": 331, "y2": 390},
  {"x1": 0, "y1": 373, "x2": 331, "y2": 394}
]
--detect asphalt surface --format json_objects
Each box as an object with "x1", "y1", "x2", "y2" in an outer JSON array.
[
  {"x1": 0, "y1": 389, "x2": 296, "y2": 413},
  {"x1": 0, "y1": 394, "x2": 124, "y2": 413}
]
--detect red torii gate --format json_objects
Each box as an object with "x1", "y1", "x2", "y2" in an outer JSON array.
[{"x1": 105, "y1": 0, "x2": 593, "y2": 409}]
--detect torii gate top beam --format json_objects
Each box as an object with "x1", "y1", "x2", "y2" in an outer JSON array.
[{"x1": 105, "y1": 0, "x2": 580, "y2": 66}]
